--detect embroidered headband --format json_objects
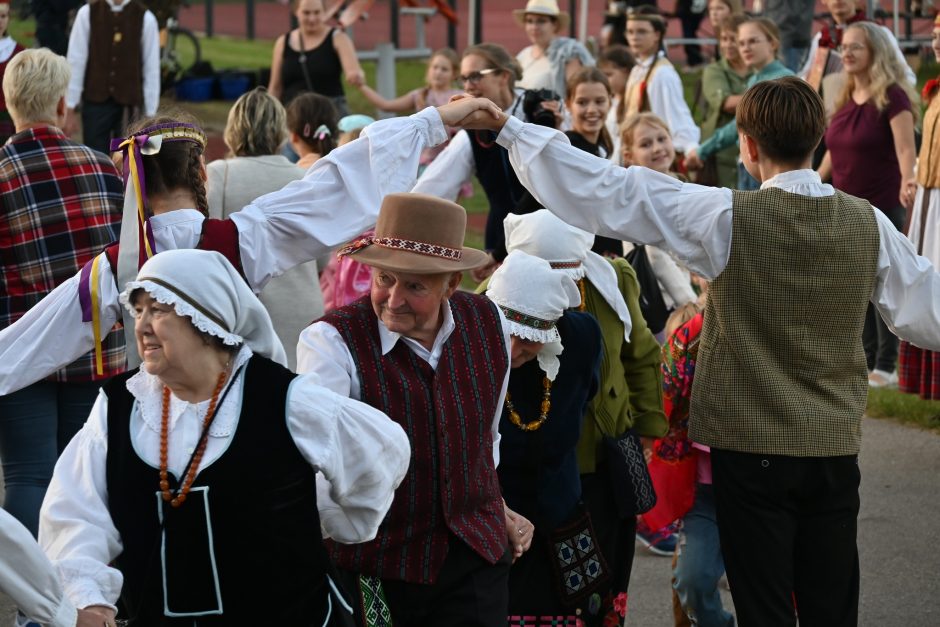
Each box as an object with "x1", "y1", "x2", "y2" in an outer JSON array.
[
  {"x1": 549, "y1": 260, "x2": 582, "y2": 270},
  {"x1": 625, "y1": 10, "x2": 666, "y2": 25},
  {"x1": 338, "y1": 235, "x2": 464, "y2": 261},
  {"x1": 499, "y1": 305, "x2": 557, "y2": 331}
]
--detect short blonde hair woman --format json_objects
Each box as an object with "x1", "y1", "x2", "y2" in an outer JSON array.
[
  {"x1": 2, "y1": 47, "x2": 68, "y2": 126},
  {"x1": 206, "y1": 87, "x2": 322, "y2": 370}
]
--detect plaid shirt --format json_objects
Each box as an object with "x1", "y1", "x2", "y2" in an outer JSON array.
[{"x1": 0, "y1": 125, "x2": 125, "y2": 381}]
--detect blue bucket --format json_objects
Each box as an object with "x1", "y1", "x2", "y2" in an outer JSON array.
[
  {"x1": 219, "y1": 75, "x2": 251, "y2": 100},
  {"x1": 175, "y1": 77, "x2": 215, "y2": 102}
]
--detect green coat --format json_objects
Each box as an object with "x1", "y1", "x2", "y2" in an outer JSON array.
[
  {"x1": 700, "y1": 59, "x2": 751, "y2": 189},
  {"x1": 698, "y1": 59, "x2": 794, "y2": 161},
  {"x1": 476, "y1": 258, "x2": 666, "y2": 474}
]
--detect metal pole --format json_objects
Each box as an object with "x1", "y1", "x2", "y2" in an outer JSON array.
[
  {"x1": 578, "y1": 0, "x2": 589, "y2": 44},
  {"x1": 568, "y1": 0, "x2": 576, "y2": 38},
  {"x1": 894, "y1": 0, "x2": 900, "y2": 39},
  {"x1": 391, "y1": 0, "x2": 400, "y2": 48},
  {"x1": 470, "y1": 0, "x2": 482, "y2": 44},
  {"x1": 205, "y1": 0, "x2": 213, "y2": 37},
  {"x1": 247, "y1": 0, "x2": 255, "y2": 41},
  {"x1": 375, "y1": 42, "x2": 397, "y2": 119},
  {"x1": 447, "y1": 0, "x2": 457, "y2": 50}
]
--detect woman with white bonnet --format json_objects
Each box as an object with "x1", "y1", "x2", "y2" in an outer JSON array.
[
  {"x1": 486, "y1": 250, "x2": 603, "y2": 624},
  {"x1": 38, "y1": 249, "x2": 411, "y2": 626},
  {"x1": 493, "y1": 209, "x2": 666, "y2": 621}
]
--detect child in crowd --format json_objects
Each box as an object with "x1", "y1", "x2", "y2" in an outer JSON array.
[
  {"x1": 620, "y1": 113, "x2": 697, "y2": 338},
  {"x1": 319, "y1": 114, "x2": 377, "y2": 312},
  {"x1": 597, "y1": 44, "x2": 634, "y2": 164},
  {"x1": 286, "y1": 92, "x2": 338, "y2": 170},
  {"x1": 357, "y1": 48, "x2": 463, "y2": 172},
  {"x1": 647, "y1": 300, "x2": 735, "y2": 627},
  {"x1": 460, "y1": 75, "x2": 940, "y2": 626}
]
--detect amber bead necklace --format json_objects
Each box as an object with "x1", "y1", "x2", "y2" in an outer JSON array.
[
  {"x1": 159, "y1": 368, "x2": 228, "y2": 508},
  {"x1": 505, "y1": 375, "x2": 553, "y2": 432}
]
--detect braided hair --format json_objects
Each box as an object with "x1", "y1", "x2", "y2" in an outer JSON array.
[{"x1": 125, "y1": 111, "x2": 209, "y2": 216}]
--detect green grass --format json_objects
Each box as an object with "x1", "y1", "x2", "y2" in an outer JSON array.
[{"x1": 866, "y1": 387, "x2": 940, "y2": 432}]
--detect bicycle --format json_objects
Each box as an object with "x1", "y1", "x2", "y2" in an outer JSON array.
[{"x1": 147, "y1": 0, "x2": 202, "y2": 89}]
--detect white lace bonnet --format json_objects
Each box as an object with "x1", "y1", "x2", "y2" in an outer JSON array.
[
  {"x1": 118, "y1": 249, "x2": 287, "y2": 366},
  {"x1": 486, "y1": 250, "x2": 581, "y2": 380}
]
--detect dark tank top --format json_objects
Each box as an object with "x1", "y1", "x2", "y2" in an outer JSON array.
[{"x1": 280, "y1": 28, "x2": 345, "y2": 104}]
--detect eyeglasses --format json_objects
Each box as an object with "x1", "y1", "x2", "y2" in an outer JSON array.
[
  {"x1": 459, "y1": 68, "x2": 498, "y2": 84},
  {"x1": 738, "y1": 36, "x2": 769, "y2": 48},
  {"x1": 837, "y1": 43, "x2": 866, "y2": 54}
]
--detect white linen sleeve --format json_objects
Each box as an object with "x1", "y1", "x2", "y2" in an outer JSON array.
[
  {"x1": 0, "y1": 254, "x2": 122, "y2": 395},
  {"x1": 39, "y1": 391, "x2": 124, "y2": 612},
  {"x1": 411, "y1": 129, "x2": 475, "y2": 200},
  {"x1": 0, "y1": 510, "x2": 78, "y2": 627},
  {"x1": 798, "y1": 33, "x2": 820, "y2": 80},
  {"x1": 870, "y1": 209, "x2": 940, "y2": 351},
  {"x1": 646, "y1": 66, "x2": 700, "y2": 153},
  {"x1": 647, "y1": 246, "x2": 697, "y2": 308},
  {"x1": 231, "y1": 107, "x2": 449, "y2": 292},
  {"x1": 496, "y1": 116, "x2": 734, "y2": 279},
  {"x1": 65, "y1": 5, "x2": 91, "y2": 109},
  {"x1": 141, "y1": 10, "x2": 160, "y2": 115},
  {"x1": 295, "y1": 321, "x2": 361, "y2": 399},
  {"x1": 286, "y1": 376, "x2": 411, "y2": 544}
]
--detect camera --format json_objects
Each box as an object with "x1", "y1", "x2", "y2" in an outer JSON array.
[{"x1": 522, "y1": 88, "x2": 561, "y2": 128}]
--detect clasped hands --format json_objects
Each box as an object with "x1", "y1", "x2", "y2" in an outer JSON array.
[{"x1": 436, "y1": 95, "x2": 508, "y2": 133}]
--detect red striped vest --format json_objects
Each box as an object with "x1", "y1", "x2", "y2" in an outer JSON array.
[{"x1": 321, "y1": 292, "x2": 509, "y2": 584}]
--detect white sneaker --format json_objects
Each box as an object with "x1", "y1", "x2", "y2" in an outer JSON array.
[{"x1": 868, "y1": 369, "x2": 898, "y2": 388}]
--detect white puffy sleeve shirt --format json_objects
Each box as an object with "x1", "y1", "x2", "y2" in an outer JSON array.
[
  {"x1": 0, "y1": 108, "x2": 448, "y2": 395},
  {"x1": 38, "y1": 346, "x2": 410, "y2": 612},
  {"x1": 494, "y1": 116, "x2": 940, "y2": 351},
  {"x1": 0, "y1": 509, "x2": 77, "y2": 627}
]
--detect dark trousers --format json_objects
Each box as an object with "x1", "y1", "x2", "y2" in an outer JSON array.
[
  {"x1": 677, "y1": 4, "x2": 705, "y2": 66},
  {"x1": 82, "y1": 98, "x2": 132, "y2": 156},
  {"x1": 0, "y1": 380, "x2": 101, "y2": 535},
  {"x1": 864, "y1": 204, "x2": 906, "y2": 372},
  {"x1": 345, "y1": 535, "x2": 511, "y2": 627},
  {"x1": 710, "y1": 449, "x2": 860, "y2": 627}
]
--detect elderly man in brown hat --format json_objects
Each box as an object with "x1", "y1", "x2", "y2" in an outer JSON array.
[{"x1": 298, "y1": 192, "x2": 521, "y2": 626}]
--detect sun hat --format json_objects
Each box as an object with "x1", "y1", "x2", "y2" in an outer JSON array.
[
  {"x1": 486, "y1": 250, "x2": 581, "y2": 380},
  {"x1": 337, "y1": 192, "x2": 489, "y2": 274},
  {"x1": 118, "y1": 249, "x2": 287, "y2": 366},
  {"x1": 513, "y1": 0, "x2": 570, "y2": 32}
]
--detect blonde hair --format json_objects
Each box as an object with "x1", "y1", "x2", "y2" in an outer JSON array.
[
  {"x1": 223, "y1": 87, "x2": 288, "y2": 157},
  {"x1": 3, "y1": 48, "x2": 70, "y2": 125},
  {"x1": 620, "y1": 112, "x2": 671, "y2": 151},
  {"x1": 835, "y1": 22, "x2": 920, "y2": 122}
]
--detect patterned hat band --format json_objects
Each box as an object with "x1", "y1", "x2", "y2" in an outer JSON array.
[
  {"x1": 549, "y1": 260, "x2": 582, "y2": 270},
  {"x1": 338, "y1": 235, "x2": 463, "y2": 261},
  {"x1": 110, "y1": 122, "x2": 208, "y2": 152},
  {"x1": 499, "y1": 305, "x2": 557, "y2": 331}
]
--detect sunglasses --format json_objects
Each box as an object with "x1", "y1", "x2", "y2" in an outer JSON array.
[{"x1": 459, "y1": 68, "x2": 498, "y2": 84}]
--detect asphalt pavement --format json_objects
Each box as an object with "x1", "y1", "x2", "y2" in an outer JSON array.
[{"x1": 2, "y1": 416, "x2": 938, "y2": 626}]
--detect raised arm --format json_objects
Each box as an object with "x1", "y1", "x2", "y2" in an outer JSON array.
[
  {"x1": 357, "y1": 83, "x2": 420, "y2": 113},
  {"x1": 0, "y1": 255, "x2": 121, "y2": 396},
  {"x1": 471, "y1": 112, "x2": 733, "y2": 279}
]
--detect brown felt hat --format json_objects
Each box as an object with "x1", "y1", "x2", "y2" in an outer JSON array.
[{"x1": 337, "y1": 192, "x2": 489, "y2": 274}]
